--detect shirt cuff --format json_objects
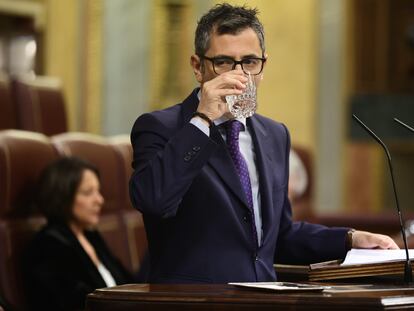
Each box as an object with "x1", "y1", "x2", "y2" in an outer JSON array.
[{"x1": 190, "y1": 117, "x2": 210, "y2": 136}]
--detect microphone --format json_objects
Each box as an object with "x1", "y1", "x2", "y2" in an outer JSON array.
[
  {"x1": 352, "y1": 114, "x2": 412, "y2": 283},
  {"x1": 394, "y1": 118, "x2": 414, "y2": 133}
]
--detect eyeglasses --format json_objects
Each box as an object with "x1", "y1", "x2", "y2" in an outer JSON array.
[{"x1": 201, "y1": 55, "x2": 266, "y2": 75}]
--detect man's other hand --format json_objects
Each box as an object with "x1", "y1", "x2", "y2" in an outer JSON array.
[{"x1": 352, "y1": 230, "x2": 399, "y2": 249}]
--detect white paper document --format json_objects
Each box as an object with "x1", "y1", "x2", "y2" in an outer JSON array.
[
  {"x1": 229, "y1": 282, "x2": 327, "y2": 291},
  {"x1": 341, "y1": 249, "x2": 414, "y2": 266}
]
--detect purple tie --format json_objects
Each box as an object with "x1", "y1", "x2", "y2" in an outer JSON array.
[{"x1": 225, "y1": 120, "x2": 258, "y2": 246}]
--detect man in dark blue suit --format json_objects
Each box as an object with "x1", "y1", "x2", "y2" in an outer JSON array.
[{"x1": 129, "y1": 3, "x2": 398, "y2": 283}]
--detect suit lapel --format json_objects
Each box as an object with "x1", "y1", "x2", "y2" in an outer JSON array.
[
  {"x1": 248, "y1": 116, "x2": 274, "y2": 242},
  {"x1": 208, "y1": 126, "x2": 251, "y2": 208},
  {"x1": 180, "y1": 89, "x2": 251, "y2": 209}
]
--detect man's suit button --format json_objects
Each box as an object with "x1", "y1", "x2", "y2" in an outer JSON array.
[
  {"x1": 192, "y1": 146, "x2": 201, "y2": 152},
  {"x1": 184, "y1": 155, "x2": 191, "y2": 162},
  {"x1": 187, "y1": 150, "x2": 196, "y2": 156},
  {"x1": 243, "y1": 215, "x2": 249, "y2": 222}
]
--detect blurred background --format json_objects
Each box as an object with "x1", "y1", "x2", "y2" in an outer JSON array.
[{"x1": 1, "y1": 0, "x2": 414, "y2": 218}]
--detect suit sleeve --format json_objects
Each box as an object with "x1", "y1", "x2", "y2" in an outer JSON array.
[
  {"x1": 274, "y1": 124, "x2": 350, "y2": 264},
  {"x1": 129, "y1": 113, "x2": 217, "y2": 218}
]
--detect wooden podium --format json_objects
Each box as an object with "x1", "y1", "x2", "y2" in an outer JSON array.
[{"x1": 86, "y1": 283, "x2": 414, "y2": 310}]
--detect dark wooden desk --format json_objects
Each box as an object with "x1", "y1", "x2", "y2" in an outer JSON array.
[{"x1": 86, "y1": 283, "x2": 414, "y2": 310}]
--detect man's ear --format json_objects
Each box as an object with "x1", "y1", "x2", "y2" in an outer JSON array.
[{"x1": 190, "y1": 54, "x2": 203, "y2": 83}]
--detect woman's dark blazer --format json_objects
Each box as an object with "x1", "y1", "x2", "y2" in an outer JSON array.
[{"x1": 23, "y1": 223, "x2": 133, "y2": 311}]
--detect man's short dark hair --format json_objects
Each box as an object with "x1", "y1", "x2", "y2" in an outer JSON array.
[
  {"x1": 195, "y1": 3, "x2": 265, "y2": 57},
  {"x1": 36, "y1": 157, "x2": 100, "y2": 224}
]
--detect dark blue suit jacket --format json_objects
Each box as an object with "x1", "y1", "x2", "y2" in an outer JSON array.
[{"x1": 129, "y1": 88, "x2": 349, "y2": 283}]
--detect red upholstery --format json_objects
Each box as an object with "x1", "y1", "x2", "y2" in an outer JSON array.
[
  {"x1": 0, "y1": 217, "x2": 46, "y2": 311},
  {"x1": 12, "y1": 76, "x2": 67, "y2": 135},
  {"x1": 0, "y1": 130, "x2": 57, "y2": 310},
  {"x1": 0, "y1": 130, "x2": 58, "y2": 217},
  {"x1": 120, "y1": 210, "x2": 148, "y2": 272},
  {"x1": 109, "y1": 135, "x2": 148, "y2": 272},
  {"x1": 0, "y1": 76, "x2": 17, "y2": 130},
  {"x1": 108, "y1": 135, "x2": 134, "y2": 210}
]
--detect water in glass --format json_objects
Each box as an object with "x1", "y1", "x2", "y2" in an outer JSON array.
[{"x1": 226, "y1": 72, "x2": 257, "y2": 118}]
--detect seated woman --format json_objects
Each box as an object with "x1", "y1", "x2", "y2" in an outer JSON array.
[{"x1": 23, "y1": 157, "x2": 134, "y2": 311}]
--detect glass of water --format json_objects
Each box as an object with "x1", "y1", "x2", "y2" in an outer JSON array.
[{"x1": 226, "y1": 72, "x2": 257, "y2": 118}]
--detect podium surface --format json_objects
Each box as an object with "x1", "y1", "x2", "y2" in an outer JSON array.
[{"x1": 87, "y1": 283, "x2": 414, "y2": 310}]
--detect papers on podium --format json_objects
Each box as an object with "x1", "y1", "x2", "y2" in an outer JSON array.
[
  {"x1": 341, "y1": 249, "x2": 414, "y2": 266},
  {"x1": 229, "y1": 282, "x2": 327, "y2": 292},
  {"x1": 229, "y1": 282, "x2": 414, "y2": 294},
  {"x1": 308, "y1": 249, "x2": 414, "y2": 281}
]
